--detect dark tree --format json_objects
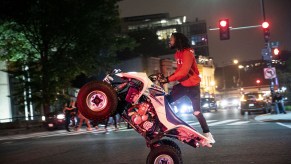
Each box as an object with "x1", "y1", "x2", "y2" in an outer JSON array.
[
  {"x1": 118, "y1": 29, "x2": 173, "y2": 60},
  {"x1": 0, "y1": 0, "x2": 133, "y2": 114}
]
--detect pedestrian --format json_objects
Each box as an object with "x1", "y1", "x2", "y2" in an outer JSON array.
[
  {"x1": 160, "y1": 32, "x2": 215, "y2": 144},
  {"x1": 91, "y1": 119, "x2": 100, "y2": 130},
  {"x1": 75, "y1": 112, "x2": 92, "y2": 131},
  {"x1": 273, "y1": 92, "x2": 287, "y2": 114},
  {"x1": 63, "y1": 100, "x2": 75, "y2": 132},
  {"x1": 104, "y1": 115, "x2": 119, "y2": 132}
]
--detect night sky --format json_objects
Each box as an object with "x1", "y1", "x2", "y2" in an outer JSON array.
[{"x1": 118, "y1": 0, "x2": 291, "y2": 66}]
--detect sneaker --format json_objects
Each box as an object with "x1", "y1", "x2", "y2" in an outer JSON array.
[
  {"x1": 204, "y1": 132, "x2": 216, "y2": 144},
  {"x1": 66, "y1": 127, "x2": 71, "y2": 132},
  {"x1": 114, "y1": 127, "x2": 119, "y2": 131},
  {"x1": 87, "y1": 127, "x2": 93, "y2": 131}
]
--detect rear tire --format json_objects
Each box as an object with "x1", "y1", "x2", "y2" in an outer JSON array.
[
  {"x1": 147, "y1": 143, "x2": 182, "y2": 164},
  {"x1": 77, "y1": 81, "x2": 118, "y2": 121}
]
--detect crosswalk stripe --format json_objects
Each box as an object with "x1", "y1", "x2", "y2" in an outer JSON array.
[
  {"x1": 227, "y1": 121, "x2": 250, "y2": 125},
  {"x1": 188, "y1": 120, "x2": 217, "y2": 126},
  {"x1": 1, "y1": 119, "x2": 256, "y2": 141},
  {"x1": 276, "y1": 122, "x2": 291, "y2": 129},
  {"x1": 207, "y1": 119, "x2": 240, "y2": 126}
]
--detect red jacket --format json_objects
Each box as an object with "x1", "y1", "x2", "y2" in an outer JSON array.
[{"x1": 168, "y1": 48, "x2": 201, "y2": 87}]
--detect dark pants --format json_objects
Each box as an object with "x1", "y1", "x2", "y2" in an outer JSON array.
[
  {"x1": 65, "y1": 112, "x2": 71, "y2": 131},
  {"x1": 166, "y1": 84, "x2": 210, "y2": 133},
  {"x1": 105, "y1": 115, "x2": 117, "y2": 128}
]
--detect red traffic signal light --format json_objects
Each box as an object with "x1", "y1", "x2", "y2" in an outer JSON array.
[
  {"x1": 220, "y1": 20, "x2": 227, "y2": 27},
  {"x1": 273, "y1": 48, "x2": 279, "y2": 55},
  {"x1": 219, "y1": 19, "x2": 230, "y2": 40},
  {"x1": 261, "y1": 21, "x2": 270, "y2": 42},
  {"x1": 262, "y1": 22, "x2": 269, "y2": 29},
  {"x1": 256, "y1": 79, "x2": 261, "y2": 84}
]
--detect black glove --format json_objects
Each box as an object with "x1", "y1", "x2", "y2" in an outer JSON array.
[{"x1": 158, "y1": 74, "x2": 169, "y2": 84}]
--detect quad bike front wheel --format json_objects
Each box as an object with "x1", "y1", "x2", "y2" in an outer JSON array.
[
  {"x1": 147, "y1": 142, "x2": 183, "y2": 164},
  {"x1": 77, "y1": 81, "x2": 118, "y2": 121},
  {"x1": 150, "y1": 139, "x2": 181, "y2": 155}
]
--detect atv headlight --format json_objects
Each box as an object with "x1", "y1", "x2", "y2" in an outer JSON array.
[
  {"x1": 57, "y1": 114, "x2": 65, "y2": 120},
  {"x1": 181, "y1": 105, "x2": 188, "y2": 113}
]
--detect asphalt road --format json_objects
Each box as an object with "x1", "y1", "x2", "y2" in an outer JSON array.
[{"x1": 1, "y1": 108, "x2": 291, "y2": 164}]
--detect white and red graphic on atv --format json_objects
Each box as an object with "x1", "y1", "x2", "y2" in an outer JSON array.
[{"x1": 77, "y1": 69, "x2": 212, "y2": 164}]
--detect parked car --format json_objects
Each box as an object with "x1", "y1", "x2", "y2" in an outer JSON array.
[
  {"x1": 240, "y1": 93, "x2": 271, "y2": 115},
  {"x1": 42, "y1": 111, "x2": 66, "y2": 130},
  {"x1": 201, "y1": 98, "x2": 217, "y2": 112}
]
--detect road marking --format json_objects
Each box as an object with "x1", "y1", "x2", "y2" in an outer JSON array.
[
  {"x1": 227, "y1": 121, "x2": 250, "y2": 125},
  {"x1": 1, "y1": 141, "x2": 13, "y2": 144},
  {"x1": 207, "y1": 119, "x2": 240, "y2": 126},
  {"x1": 276, "y1": 122, "x2": 291, "y2": 129},
  {"x1": 188, "y1": 120, "x2": 217, "y2": 126},
  {"x1": 1, "y1": 119, "x2": 256, "y2": 141}
]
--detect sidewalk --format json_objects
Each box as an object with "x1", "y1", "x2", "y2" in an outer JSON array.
[
  {"x1": 255, "y1": 111, "x2": 291, "y2": 122},
  {"x1": 0, "y1": 126, "x2": 46, "y2": 136}
]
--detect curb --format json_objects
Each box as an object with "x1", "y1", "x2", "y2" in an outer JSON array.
[
  {"x1": 0, "y1": 127, "x2": 46, "y2": 136},
  {"x1": 257, "y1": 119, "x2": 291, "y2": 123},
  {"x1": 255, "y1": 112, "x2": 291, "y2": 123}
]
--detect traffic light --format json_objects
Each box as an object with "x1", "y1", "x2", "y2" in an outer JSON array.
[
  {"x1": 256, "y1": 79, "x2": 261, "y2": 84},
  {"x1": 273, "y1": 48, "x2": 279, "y2": 55},
  {"x1": 262, "y1": 21, "x2": 270, "y2": 42},
  {"x1": 219, "y1": 19, "x2": 230, "y2": 40}
]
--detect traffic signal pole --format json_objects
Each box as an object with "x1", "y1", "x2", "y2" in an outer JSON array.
[
  {"x1": 261, "y1": 0, "x2": 266, "y2": 21},
  {"x1": 261, "y1": 0, "x2": 275, "y2": 95},
  {"x1": 208, "y1": 0, "x2": 276, "y2": 97}
]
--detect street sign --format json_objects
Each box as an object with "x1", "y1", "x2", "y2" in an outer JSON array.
[
  {"x1": 270, "y1": 41, "x2": 279, "y2": 48},
  {"x1": 264, "y1": 67, "x2": 277, "y2": 79}
]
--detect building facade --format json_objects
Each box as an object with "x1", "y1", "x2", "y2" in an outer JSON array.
[
  {"x1": 0, "y1": 62, "x2": 12, "y2": 122},
  {"x1": 122, "y1": 13, "x2": 210, "y2": 57}
]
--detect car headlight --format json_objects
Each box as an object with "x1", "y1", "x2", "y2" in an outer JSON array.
[
  {"x1": 57, "y1": 114, "x2": 65, "y2": 120},
  {"x1": 202, "y1": 103, "x2": 209, "y2": 108},
  {"x1": 232, "y1": 99, "x2": 239, "y2": 105},
  {"x1": 221, "y1": 100, "x2": 228, "y2": 106},
  {"x1": 41, "y1": 116, "x2": 46, "y2": 121}
]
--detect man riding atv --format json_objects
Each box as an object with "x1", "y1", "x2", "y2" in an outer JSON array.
[{"x1": 160, "y1": 32, "x2": 215, "y2": 144}]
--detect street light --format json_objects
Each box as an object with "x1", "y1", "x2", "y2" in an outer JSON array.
[{"x1": 233, "y1": 59, "x2": 241, "y2": 87}]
